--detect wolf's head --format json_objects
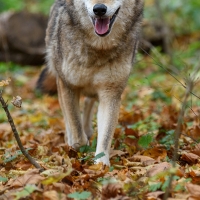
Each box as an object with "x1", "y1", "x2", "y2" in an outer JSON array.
[
  {"x1": 83, "y1": 0, "x2": 122, "y2": 37},
  {"x1": 73, "y1": 0, "x2": 143, "y2": 38}
]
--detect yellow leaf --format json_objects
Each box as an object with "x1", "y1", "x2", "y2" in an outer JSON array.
[
  {"x1": 0, "y1": 78, "x2": 11, "y2": 87},
  {"x1": 42, "y1": 170, "x2": 72, "y2": 185}
]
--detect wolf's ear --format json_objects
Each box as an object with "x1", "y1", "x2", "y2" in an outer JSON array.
[{"x1": 36, "y1": 67, "x2": 57, "y2": 95}]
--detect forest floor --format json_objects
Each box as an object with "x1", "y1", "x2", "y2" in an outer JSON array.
[{"x1": 0, "y1": 37, "x2": 200, "y2": 200}]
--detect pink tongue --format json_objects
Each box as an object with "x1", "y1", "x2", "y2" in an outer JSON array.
[{"x1": 95, "y1": 18, "x2": 110, "y2": 35}]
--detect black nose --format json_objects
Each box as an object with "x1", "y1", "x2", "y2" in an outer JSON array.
[{"x1": 93, "y1": 4, "x2": 107, "y2": 16}]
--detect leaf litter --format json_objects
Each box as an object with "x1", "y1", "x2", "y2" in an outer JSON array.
[{"x1": 1, "y1": 50, "x2": 200, "y2": 199}]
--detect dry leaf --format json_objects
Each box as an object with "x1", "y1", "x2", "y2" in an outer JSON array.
[
  {"x1": 192, "y1": 143, "x2": 200, "y2": 157},
  {"x1": 129, "y1": 155, "x2": 155, "y2": 166},
  {"x1": 181, "y1": 152, "x2": 200, "y2": 164},
  {"x1": 11, "y1": 96, "x2": 22, "y2": 108},
  {"x1": 146, "y1": 191, "x2": 164, "y2": 200},
  {"x1": 186, "y1": 183, "x2": 200, "y2": 199},
  {"x1": 110, "y1": 149, "x2": 126, "y2": 158},
  {"x1": 7, "y1": 169, "x2": 44, "y2": 188},
  {"x1": 43, "y1": 190, "x2": 66, "y2": 200},
  {"x1": 0, "y1": 78, "x2": 11, "y2": 87},
  {"x1": 146, "y1": 162, "x2": 171, "y2": 177},
  {"x1": 101, "y1": 183, "x2": 125, "y2": 200},
  {"x1": 143, "y1": 147, "x2": 167, "y2": 160}
]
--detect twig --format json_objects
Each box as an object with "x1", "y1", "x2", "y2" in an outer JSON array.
[
  {"x1": 0, "y1": 90, "x2": 44, "y2": 172},
  {"x1": 163, "y1": 73, "x2": 198, "y2": 200},
  {"x1": 140, "y1": 46, "x2": 200, "y2": 100}
]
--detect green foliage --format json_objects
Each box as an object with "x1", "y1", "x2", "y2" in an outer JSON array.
[
  {"x1": 93, "y1": 152, "x2": 105, "y2": 161},
  {"x1": 130, "y1": 116, "x2": 159, "y2": 134},
  {"x1": 80, "y1": 137, "x2": 97, "y2": 153},
  {"x1": 0, "y1": 62, "x2": 22, "y2": 74},
  {"x1": 0, "y1": 112, "x2": 6, "y2": 123},
  {"x1": 0, "y1": 176, "x2": 8, "y2": 183},
  {"x1": 0, "y1": 0, "x2": 25, "y2": 12},
  {"x1": 2, "y1": 148, "x2": 32, "y2": 163},
  {"x1": 97, "y1": 177, "x2": 117, "y2": 185},
  {"x1": 79, "y1": 152, "x2": 105, "y2": 163},
  {"x1": 138, "y1": 133, "x2": 154, "y2": 148},
  {"x1": 14, "y1": 185, "x2": 38, "y2": 200},
  {"x1": 145, "y1": 0, "x2": 200, "y2": 34},
  {"x1": 67, "y1": 191, "x2": 91, "y2": 200},
  {"x1": 151, "y1": 90, "x2": 171, "y2": 104},
  {"x1": 149, "y1": 182, "x2": 162, "y2": 192},
  {"x1": 0, "y1": 0, "x2": 54, "y2": 14},
  {"x1": 79, "y1": 137, "x2": 106, "y2": 163},
  {"x1": 159, "y1": 130, "x2": 175, "y2": 150}
]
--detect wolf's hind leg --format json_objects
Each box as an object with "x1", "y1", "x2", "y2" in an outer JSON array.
[
  {"x1": 57, "y1": 78, "x2": 88, "y2": 149},
  {"x1": 83, "y1": 97, "x2": 95, "y2": 139}
]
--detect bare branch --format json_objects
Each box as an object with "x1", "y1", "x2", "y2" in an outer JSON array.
[
  {"x1": 163, "y1": 65, "x2": 200, "y2": 199},
  {"x1": 0, "y1": 90, "x2": 44, "y2": 172}
]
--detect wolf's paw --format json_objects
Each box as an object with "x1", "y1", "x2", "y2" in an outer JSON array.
[
  {"x1": 71, "y1": 135, "x2": 89, "y2": 150},
  {"x1": 95, "y1": 153, "x2": 110, "y2": 166}
]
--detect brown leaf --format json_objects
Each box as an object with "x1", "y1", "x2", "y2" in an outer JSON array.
[
  {"x1": 192, "y1": 143, "x2": 200, "y2": 157},
  {"x1": 181, "y1": 152, "x2": 200, "y2": 164},
  {"x1": 43, "y1": 190, "x2": 66, "y2": 200},
  {"x1": 88, "y1": 163, "x2": 109, "y2": 171},
  {"x1": 146, "y1": 162, "x2": 172, "y2": 177},
  {"x1": 188, "y1": 125, "x2": 200, "y2": 141},
  {"x1": 0, "y1": 123, "x2": 11, "y2": 132},
  {"x1": 146, "y1": 191, "x2": 164, "y2": 200},
  {"x1": 119, "y1": 106, "x2": 143, "y2": 125},
  {"x1": 101, "y1": 183, "x2": 127, "y2": 200},
  {"x1": 129, "y1": 155, "x2": 155, "y2": 166},
  {"x1": 110, "y1": 149, "x2": 126, "y2": 158},
  {"x1": 15, "y1": 161, "x2": 32, "y2": 170},
  {"x1": 186, "y1": 183, "x2": 200, "y2": 199},
  {"x1": 51, "y1": 182, "x2": 71, "y2": 194},
  {"x1": 7, "y1": 169, "x2": 44, "y2": 188},
  {"x1": 143, "y1": 147, "x2": 167, "y2": 160}
]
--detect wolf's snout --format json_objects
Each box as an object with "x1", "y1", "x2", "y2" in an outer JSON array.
[{"x1": 93, "y1": 4, "x2": 107, "y2": 16}]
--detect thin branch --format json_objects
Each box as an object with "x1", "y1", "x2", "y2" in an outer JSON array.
[
  {"x1": 163, "y1": 64, "x2": 200, "y2": 199},
  {"x1": 140, "y1": 46, "x2": 200, "y2": 100},
  {"x1": 0, "y1": 90, "x2": 44, "y2": 172}
]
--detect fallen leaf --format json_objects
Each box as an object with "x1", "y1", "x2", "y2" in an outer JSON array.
[
  {"x1": 129, "y1": 155, "x2": 155, "y2": 166},
  {"x1": 42, "y1": 172, "x2": 71, "y2": 185},
  {"x1": 186, "y1": 183, "x2": 200, "y2": 199},
  {"x1": 7, "y1": 169, "x2": 44, "y2": 188},
  {"x1": 110, "y1": 149, "x2": 126, "y2": 158},
  {"x1": 101, "y1": 183, "x2": 125, "y2": 200},
  {"x1": 192, "y1": 143, "x2": 200, "y2": 157},
  {"x1": 11, "y1": 96, "x2": 22, "y2": 108},
  {"x1": 146, "y1": 191, "x2": 164, "y2": 200},
  {"x1": 0, "y1": 78, "x2": 11, "y2": 87},
  {"x1": 146, "y1": 162, "x2": 172, "y2": 177},
  {"x1": 43, "y1": 190, "x2": 66, "y2": 200},
  {"x1": 14, "y1": 184, "x2": 39, "y2": 200},
  {"x1": 143, "y1": 147, "x2": 167, "y2": 160},
  {"x1": 181, "y1": 152, "x2": 200, "y2": 164}
]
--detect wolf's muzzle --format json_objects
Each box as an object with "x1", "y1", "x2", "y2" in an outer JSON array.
[{"x1": 93, "y1": 4, "x2": 107, "y2": 16}]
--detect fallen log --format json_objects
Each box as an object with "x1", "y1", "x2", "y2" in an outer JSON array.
[{"x1": 0, "y1": 11, "x2": 48, "y2": 65}]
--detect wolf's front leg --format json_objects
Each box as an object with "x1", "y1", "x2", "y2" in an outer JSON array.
[
  {"x1": 95, "y1": 92, "x2": 121, "y2": 165},
  {"x1": 57, "y1": 78, "x2": 88, "y2": 149}
]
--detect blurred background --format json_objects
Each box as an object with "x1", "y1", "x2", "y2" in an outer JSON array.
[{"x1": 0, "y1": 0, "x2": 200, "y2": 108}]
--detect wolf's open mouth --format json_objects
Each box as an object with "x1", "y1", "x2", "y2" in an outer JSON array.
[{"x1": 92, "y1": 7, "x2": 120, "y2": 37}]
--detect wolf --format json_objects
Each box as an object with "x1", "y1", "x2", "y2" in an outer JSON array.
[{"x1": 37, "y1": 0, "x2": 144, "y2": 165}]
